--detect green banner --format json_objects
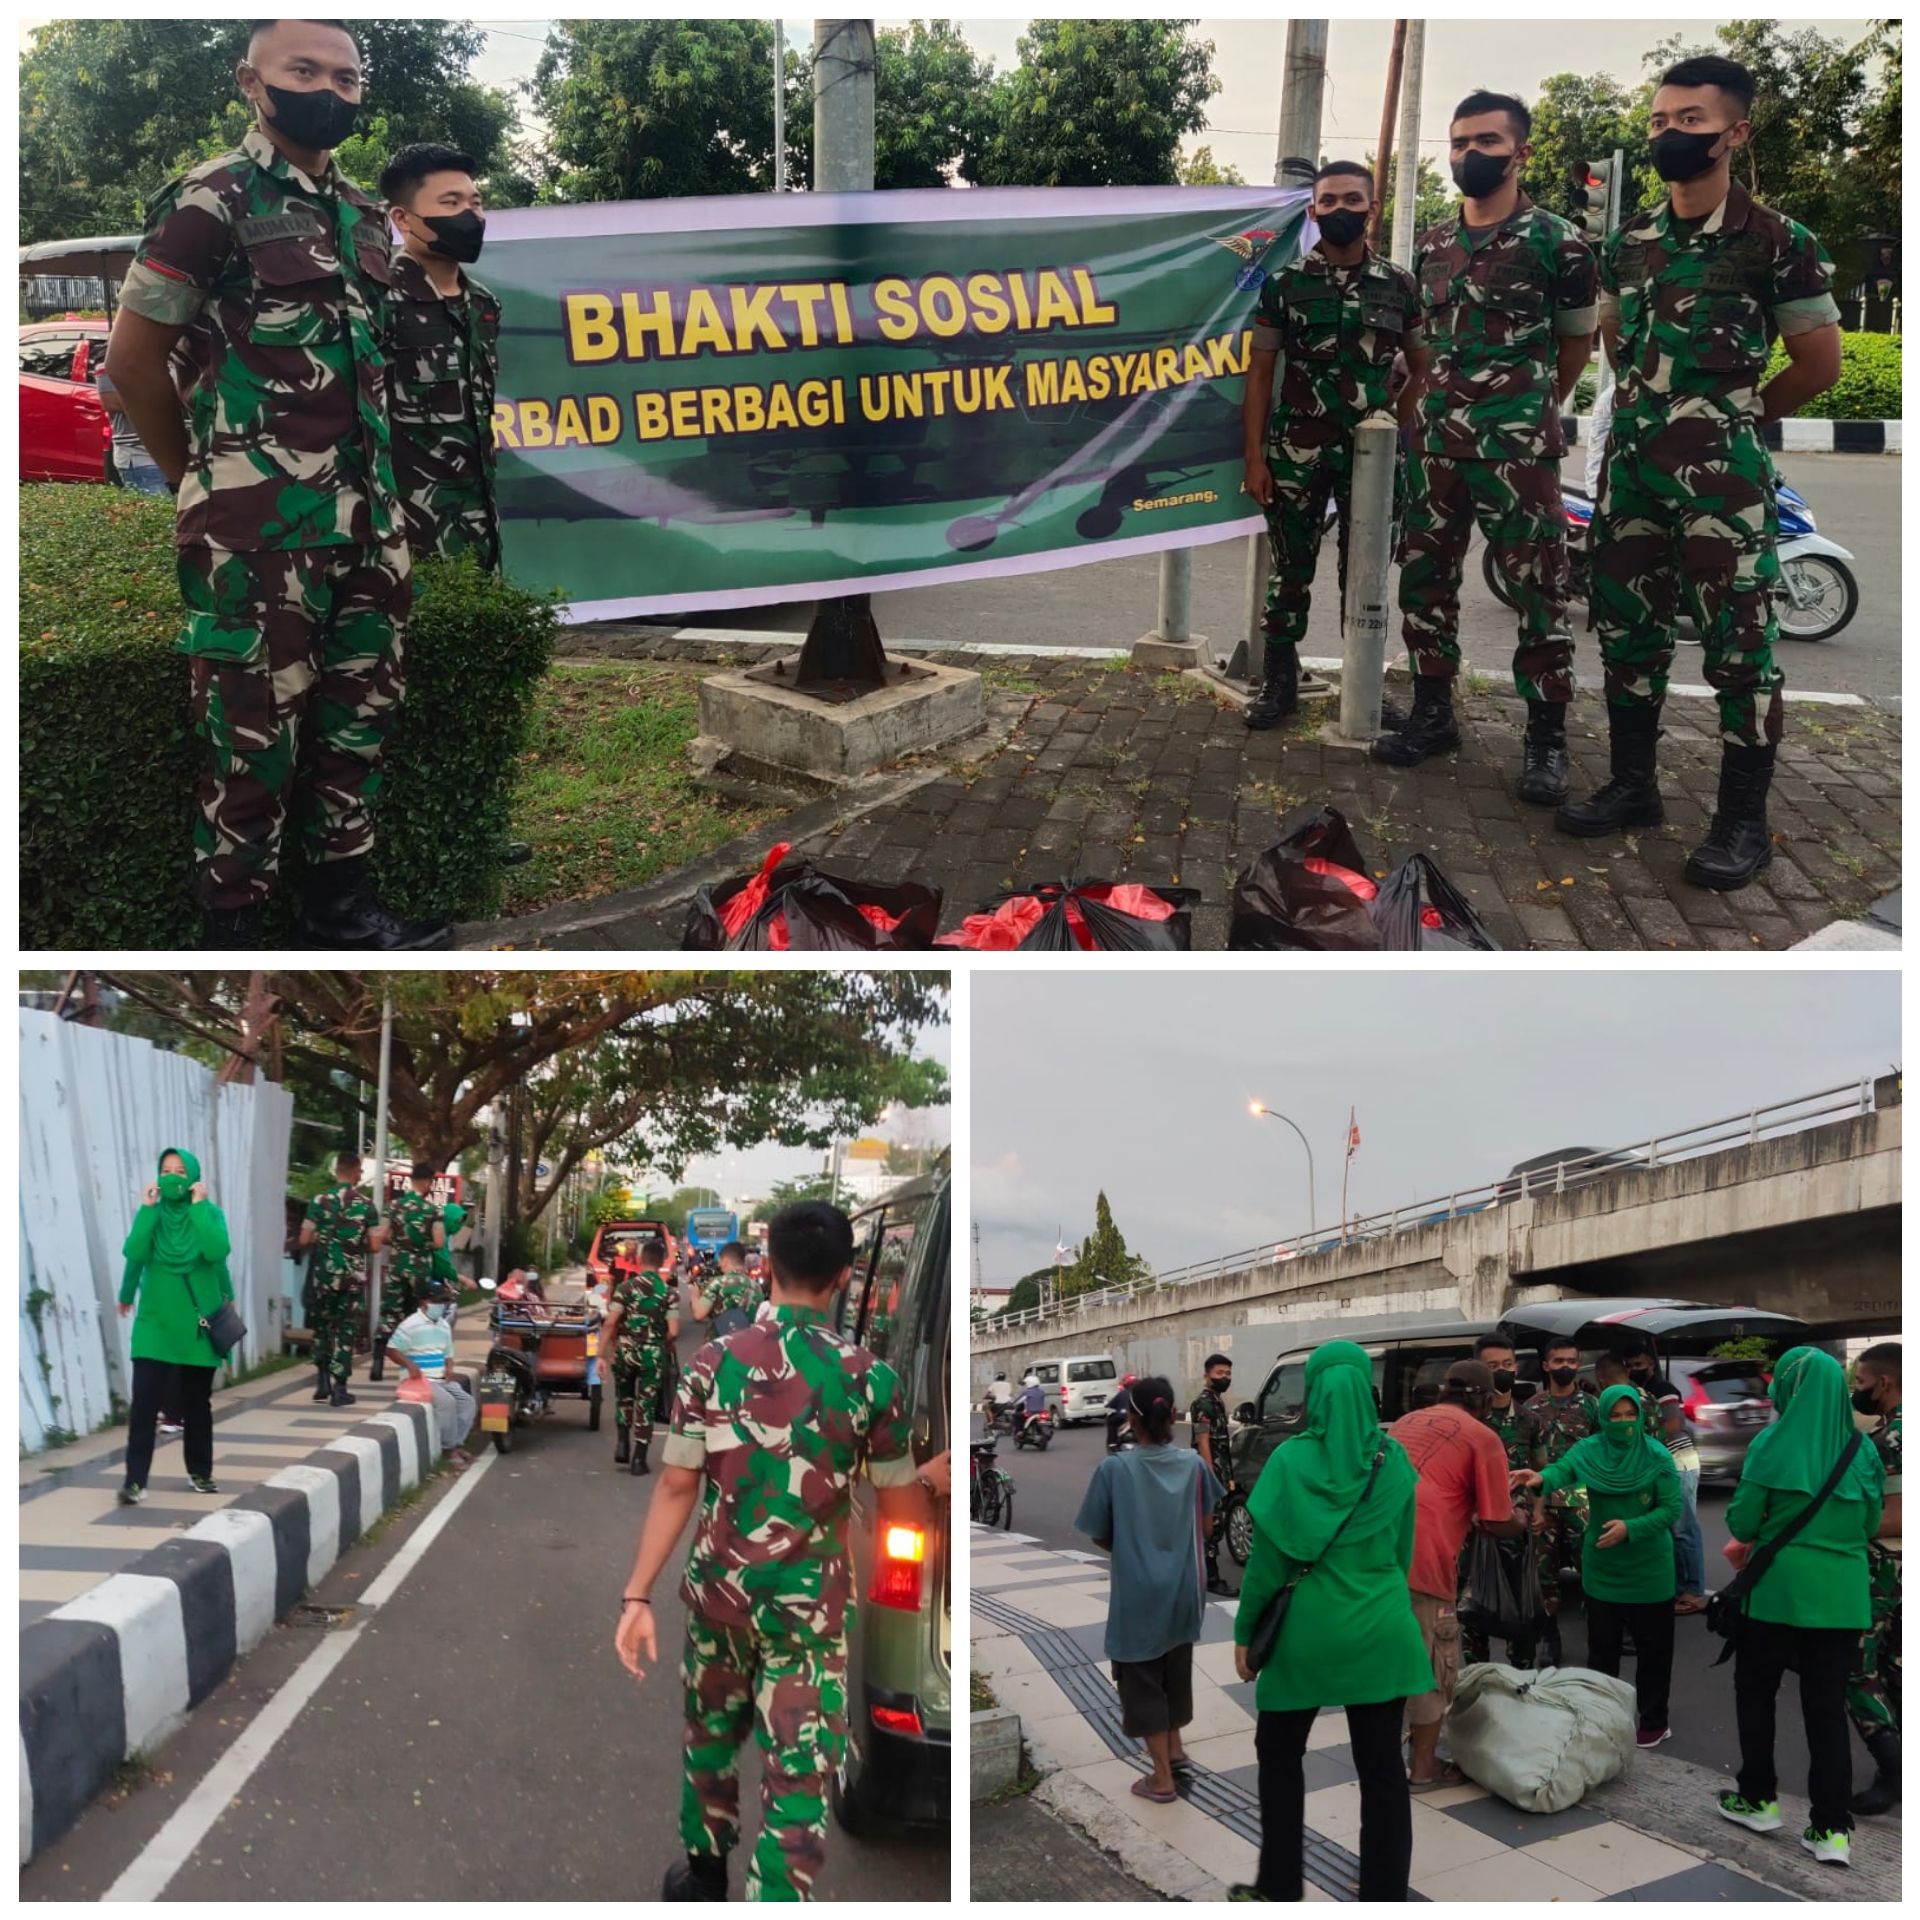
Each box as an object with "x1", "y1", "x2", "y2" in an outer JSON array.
[{"x1": 481, "y1": 185, "x2": 1311, "y2": 619}]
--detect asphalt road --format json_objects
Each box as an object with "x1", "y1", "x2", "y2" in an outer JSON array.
[
  {"x1": 693, "y1": 450, "x2": 1903, "y2": 705},
  {"x1": 978, "y1": 1416, "x2": 1838, "y2": 1799},
  {"x1": 22, "y1": 1302, "x2": 948, "y2": 1904}
]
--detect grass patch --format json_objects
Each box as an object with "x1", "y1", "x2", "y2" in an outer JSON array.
[
  {"x1": 979, "y1": 664, "x2": 1045, "y2": 698},
  {"x1": 224, "y1": 1351, "x2": 302, "y2": 1389},
  {"x1": 970, "y1": 1671, "x2": 998, "y2": 1712},
  {"x1": 502, "y1": 663, "x2": 784, "y2": 914}
]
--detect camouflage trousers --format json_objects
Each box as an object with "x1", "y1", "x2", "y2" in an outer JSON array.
[
  {"x1": 614, "y1": 1343, "x2": 668, "y2": 1446},
  {"x1": 379, "y1": 1261, "x2": 428, "y2": 1341},
  {"x1": 1845, "y1": 1550, "x2": 1900, "y2": 1742},
  {"x1": 179, "y1": 540, "x2": 411, "y2": 910},
  {"x1": 1535, "y1": 1504, "x2": 1586, "y2": 1619},
  {"x1": 1398, "y1": 454, "x2": 1574, "y2": 701},
  {"x1": 311, "y1": 1284, "x2": 365, "y2": 1385},
  {"x1": 681, "y1": 1607, "x2": 849, "y2": 1900},
  {"x1": 404, "y1": 490, "x2": 500, "y2": 575},
  {"x1": 1589, "y1": 419, "x2": 1784, "y2": 745}
]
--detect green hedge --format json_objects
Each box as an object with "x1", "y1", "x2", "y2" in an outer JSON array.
[
  {"x1": 1572, "y1": 331, "x2": 1900, "y2": 423},
  {"x1": 21, "y1": 485, "x2": 556, "y2": 946}
]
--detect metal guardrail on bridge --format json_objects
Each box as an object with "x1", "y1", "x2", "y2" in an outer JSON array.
[{"x1": 977, "y1": 1079, "x2": 1884, "y2": 1335}]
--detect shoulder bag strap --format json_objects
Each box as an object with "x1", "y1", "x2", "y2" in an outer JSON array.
[
  {"x1": 1303, "y1": 1442, "x2": 1387, "y2": 1575},
  {"x1": 1735, "y1": 1431, "x2": 1866, "y2": 1596}
]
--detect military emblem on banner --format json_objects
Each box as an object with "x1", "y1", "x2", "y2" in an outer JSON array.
[{"x1": 1215, "y1": 229, "x2": 1280, "y2": 291}]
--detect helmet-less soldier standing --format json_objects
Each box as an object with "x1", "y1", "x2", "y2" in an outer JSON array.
[
  {"x1": 1557, "y1": 54, "x2": 1843, "y2": 889},
  {"x1": 375, "y1": 1164, "x2": 444, "y2": 1381},
  {"x1": 602, "y1": 1236, "x2": 679, "y2": 1473},
  {"x1": 1241, "y1": 162, "x2": 1426, "y2": 730},
  {"x1": 298, "y1": 1149, "x2": 388, "y2": 1407},
  {"x1": 104, "y1": 20, "x2": 447, "y2": 951},
  {"x1": 1374, "y1": 91, "x2": 1598, "y2": 802}
]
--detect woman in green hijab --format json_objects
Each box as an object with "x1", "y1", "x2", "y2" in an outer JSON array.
[
  {"x1": 117, "y1": 1147, "x2": 234, "y2": 1506},
  {"x1": 1229, "y1": 1341, "x2": 1428, "y2": 1903},
  {"x1": 1715, "y1": 1346, "x2": 1883, "y2": 1866},
  {"x1": 1513, "y1": 1382, "x2": 1682, "y2": 1744}
]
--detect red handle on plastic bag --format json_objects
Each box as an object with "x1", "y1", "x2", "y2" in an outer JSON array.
[{"x1": 716, "y1": 843, "x2": 792, "y2": 938}]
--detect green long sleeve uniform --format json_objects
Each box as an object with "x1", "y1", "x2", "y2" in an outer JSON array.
[
  {"x1": 120, "y1": 1201, "x2": 234, "y2": 1367},
  {"x1": 1726, "y1": 1472, "x2": 1880, "y2": 1630},
  {"x1": 1539, "y1": 1446, "x2": 1683, "y2": 1603}
]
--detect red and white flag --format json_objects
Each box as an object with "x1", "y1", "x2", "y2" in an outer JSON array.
[{"x1": 1346, "y1": 1110, "x2": 1360, "y2": 1158}]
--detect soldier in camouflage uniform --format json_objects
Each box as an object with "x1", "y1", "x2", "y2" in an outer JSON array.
[
  {"x1": 1847, "y1": 1344, "x2": 1901, "y2": 1815},
  {"x1": 602, "y1": 1236, "x2": 679, "y2": 1472},
  {"x1": 1374, "y1": 91, "x2": 1598, "y2": 804},
  {"x1": 691, "y1": 1242, "x2": 765, "y2": 1339},
  {"x1": 1518, "y1": 1338, "x2": 1599, "y2": 1666},
  {"x1": 1462, "y1": 1336, "x2": 1541, "y2": 1666},
  {"x1": 298, "y1": 1150, "x2": 386, "y2": 1406},
  {"x1": 377, "y1": 143, "x2": 503, "y2": 571},
  {"x1": 104, "y1": 20, "x2": 445, "y2": 951},
  {"x1": 374, "y1": 1165, "x2": 443, "y2": 1380},
  {"x1": 612, "y1": 1201, "x2": 927, "y2": 1901},
  {"x1": 1241, "y1": 162, "x2": 1426, "y2": 729},
  {"x1": 1190, "y1": 1353, "x2": 1237, "y2": 1594},
  {"x1": 1558, "y1": 55, "x2": 1843, "y2": 891}
]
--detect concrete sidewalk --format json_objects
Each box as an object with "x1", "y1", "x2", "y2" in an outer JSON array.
[
  {"x1": 971, "y1": 1526, "x2": 1900, "y2": 1903},
  {"x1": 464, "y1": 641, "x2": 1902, "y2": 951}
]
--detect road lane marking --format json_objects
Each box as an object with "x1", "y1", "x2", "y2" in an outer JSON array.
[{"x1": 101, "y1": 1450, "x2": 497, "y2": 1903}]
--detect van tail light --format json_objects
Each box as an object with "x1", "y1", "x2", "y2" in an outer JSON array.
[
  {"x1": 871, "y1": 1702, "x2": 923, "y2": 1736},
  {"x1": 870, "y1": 1524, "x2": 926, "y2": 1610}
]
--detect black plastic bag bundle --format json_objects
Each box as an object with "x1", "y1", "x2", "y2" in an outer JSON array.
[
  {"x1": 1458, "y1": 1530, "x2": 1547, "y2": 1646},
  {"x1": 1373, "y1": 854, "x2": 1500, "y2": 951},
  {"x1": 938, "y1": 880, "x2": 1199, "y2": 951},
  {"x1": 681, "y1": 843, "x2": 942, "y2": 951}
]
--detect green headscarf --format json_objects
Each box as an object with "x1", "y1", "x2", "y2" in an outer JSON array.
[
  {"x1": 1247, "y1": 1340, "x2": 1416, "y2": 1557},
  {"x1": 1739, "y1": 1346, "x2": 1883, "y2": 1501},
  {"x1": 442, "y1": 1202, "x2": 467, "y2": 1236},
  {"x1": 150, "y1": 1146, "x2": 202, "y2": 1269},
  {"x1": 1560, "y1": 1384, "x2": 1671, "y2": 1496}
]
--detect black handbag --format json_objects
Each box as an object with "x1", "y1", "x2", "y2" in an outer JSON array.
[
  {"x1": 1247, "y1": 1442, "x2": 1386, "y2": 1672},
  {"x1": 182, "y1": 1268, "x2": 247, "y2": 1360},
  {"x1": 1705, "y1": 1431, "x2": 1864, "y2": 1666}
]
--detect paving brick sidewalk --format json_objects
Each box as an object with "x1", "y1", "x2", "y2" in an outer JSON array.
[
  {"x1": 973, "y1": 1526, "x2": 1898, "y2": 1902},
  {"x1": 466, "y1": 642, "x2": 1900, "y2": 951}
]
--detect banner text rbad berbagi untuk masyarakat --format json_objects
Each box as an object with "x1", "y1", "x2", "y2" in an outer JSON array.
[{"x1": 481, "y1": 185, "x2": 1310, "y2": 620}]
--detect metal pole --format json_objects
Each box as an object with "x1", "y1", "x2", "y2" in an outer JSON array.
[
  {"x1": 1253, "y1": 1103, "x2": 1318, "y2": 1232},
  {"x1": 1334, "y1": 417, "x2": 1397, "y2": 741},
  {"x1": 367, "y1": 990, "x2": 393, "y2": 1349},
  {"x1": 1368, "y1": 21, "x2": 1407, "y2": 253},
  {"x1": 1595, "y1": 145, "x2": 1623, "y2": 407},
  {"x1": 773, "y1": 20, "x2": 787, "y2": 193},
  {"x1": 482, "y1": 1104, "x2": 503, "y2": 1280},
  {"x1": 1389, "y1": 17, "x2": 1425, "y2": 270},
  {"x1": 1231, "y1": 20, "x2": 1328, "y2": 683}
]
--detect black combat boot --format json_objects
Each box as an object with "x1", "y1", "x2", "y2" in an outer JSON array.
[
  {"x1": 1683, "y1": 741, "x2": 1777, "y2": 891},
  {"x1": 1554, "y1": 704, "x2": 1664, "y2": 837},
  {"x1": 615, "y1": 1431, "x2": 631, "y2": 1467},
  {"x1": 296, "y1": 857, "x2": 452, "y2": 951},
  {"x1": 1204, "y1": 1543, "x2": 1231, "y2": 1597},
  {"x1": 202, "y1": 903, "x2": 265, "y2": 950},
  {"x1": 1515, "y1": 699, "x2": 1570, "y2": 806},
  {"x1": 330, "y1": 1381, "x2": 357, "y2": 1408},
  {"x1": 1371, "y1": 674, "x2": 1460, "y2": 767},
  {"x1": 663, "y1": 1853, "x2": 729, "y2": 1901},
  {"x1": 312, "y1": 1365, "x2": 332, "y2": 1403},
  {"x1": 1243, "y1": 643, "x2": 1300, "y2": 731},
  {"x1": 369, "y1": 1337, "x2": 387, "y2": 1384},
  {"x1": 1851, "y1": 1728, "x2": 1900, "y2": 1816}
]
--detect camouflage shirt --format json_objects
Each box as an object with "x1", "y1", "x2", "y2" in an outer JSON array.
[
  {"x1": 1189, "y1": 1386, "x2": 1233, "y2": 1482},
  {"x1": 700, "y1": 1273, "x2": 763, "y2": 1325},
  {"x1": 611, "y1": 1266, "x2": 674, "y2": 1366},
  {"x1": 664, "y1": 1301, "x2": 916, "y2": 1638},
  {"x1": 387, "y1": 1187, "x2": 439, "y2": 1283},
  {"x1": 1252, "y1": 246, "x2": 1423, "y2": 449},
  {"x1": 1868, "y1": 1406, "x2": 1901, "y2": 1564},
  {"x1": 1600, "y1": 184, "x2": 1839, "y2": 435},
  {"x1": 307, "y1": 1182, "x2": 378, "y2": 1292},
  {"x1": 1413, "y1": 193, "x2": 1598, "y2": 462},
  {"x1": 1485, "y1": 1399, "x2": 1532, "y2": 1473},
  {"x1": 1520, "y1": 1389, "x2": 1600, "y2": 1515},
  {"x1": 385, "y1": 249, "x2": 502, "y2": 566},
  {"x1": 117, "y1": 126, "x2": 401, "y2": 554}
]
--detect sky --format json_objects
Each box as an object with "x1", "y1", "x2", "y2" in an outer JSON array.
[{"x1": 970, "y1": 971, "x2": 1900, "y2": 1286}]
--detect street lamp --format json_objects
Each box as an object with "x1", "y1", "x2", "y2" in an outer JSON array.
[{"x1": 1249, "y1": 1100, "x2": 1318, "y2": 1234}]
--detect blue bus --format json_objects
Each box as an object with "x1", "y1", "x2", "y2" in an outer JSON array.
[{"x1": 685, "y1": 1207, "x2": 738, "y2": 1255}]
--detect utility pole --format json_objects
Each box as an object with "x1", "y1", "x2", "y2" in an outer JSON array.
[
  {"x1": 796, "y1": 20, "x2": 887, "y2": 688},
  {"x1": 1368, "y1": 22, "x2": 1407, "y2": 252},
  {"x1": 1389, "y1": 18, "x2": 1426, "y2": 270},
  {"x1": 1230, "y1": 19, "x2": 1328, "y2": 683},
  {"x1": 1330, "y1": 417, "x2": 1398, "y2": 746},
  {"x1": 482, "y1": 1103, "x2": 504, "y2": 1280},
  {"x1": 366, "y1": 989, "x2": 393, "y2": 1349},
  {"x1": 773, "y1": 20, "x2": 787, "y2": 194}
]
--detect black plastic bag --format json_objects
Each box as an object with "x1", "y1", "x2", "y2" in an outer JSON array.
[
  {"x1": 1458, "y1": 1530, "x2": 1546, "y2": 1646},
  {"x1": 1227, "y1": 805, "x2": 1383, "y2": 950},
  {"x1": 682, "y1": 843, "x2": 942, "y2": 951},
  {"x1": 1371, "y1": 853, "x2": 1500, "y2": 951},
  {"x1": 938, "y1": 880, "x2": 1199, "y2": 951}
]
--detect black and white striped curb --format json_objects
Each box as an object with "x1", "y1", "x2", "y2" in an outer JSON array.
[
  {"x1": 17, "y1": 1400, "x2": 436, "y2": 1865},
  {"x1": 1563, "y1": 413, "x2": 1900, "y2": 454}
]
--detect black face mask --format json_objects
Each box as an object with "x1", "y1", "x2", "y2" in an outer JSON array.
[
  {"x1": 1317, "y1": 208, "x2": 1368, "y2": 248},
  {"x1": 1547, "y1": 1365, "x2": 1579, "y2": 1386},
  {"x1": 1851, "y1": 1384, "x2": 1883, "y2": 1417},
  {"x1": 1650, "y1": 127, "x2": 1725, "y2": 183},
  {"x1": 420, "y1": 209, "x2": 486, "y2": 264},
  {"x1": 1452, "y1": 149, "x2": 1514, "y2": 200},
  {"x1": 260, "y1": 81, "x2": 361, "y2": 152},
  {"x1": 1490, "y1": 1369, "x2": 1517, "y2": 1394}
]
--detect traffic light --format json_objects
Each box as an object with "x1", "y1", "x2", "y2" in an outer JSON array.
[{"x1": 1578, "y1": 158, "x2": 1615, "y2": 243}]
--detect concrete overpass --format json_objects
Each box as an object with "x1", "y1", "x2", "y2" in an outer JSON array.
[{"x1": 970, "y1": 1089, "x2": 1900, "y2": 1393}]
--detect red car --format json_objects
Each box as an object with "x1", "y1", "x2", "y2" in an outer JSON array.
[{"x1": 20, "y1": 318, "x2": 114, "y2": 484}]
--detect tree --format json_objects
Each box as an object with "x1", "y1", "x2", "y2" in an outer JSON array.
[
  {"x1": 767, "y1": 1170, "x2": 840, "y2": 1208},
  {"x1": 1368, "y1": 151, "x2": 1453, "y2": 243},
  {"x1": 1177, "y1": 143, "x2": 1244, "y2": 186},
  {"x1": 530, "y1": 18, "x2": 786, "y2": 202},
  {"x1": 1522, "y1": 71, "x2": 1657, "y2": 225},
  {"x1": 1061, "y1": 1192, "x2": 1152, "y2": 1298},
  {"x1": 979, "y1": 20, "x2": 1220, "y2": 187},
  {"x1": 18, "y1": 18, "x2": 516, "y2": 242},
  {"x1": 873, "y1": 20, "x2": 999, "y2": 188}
]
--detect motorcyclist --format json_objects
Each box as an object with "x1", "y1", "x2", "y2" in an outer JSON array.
[
  {"x1": 1106, "y1": 1374, "x2": 1139, "y2": 1451},
  {"x1": 1014, "y1": 1373, "x2": 1047, "y2": 1439},
  {"x1": 982, "y1": 1375, "x2": 1012, "y2": 1430}
]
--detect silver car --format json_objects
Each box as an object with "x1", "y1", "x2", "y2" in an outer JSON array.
[{"x1": 1664, "y1": 1355, "x2": 1777, "y2": 1481}]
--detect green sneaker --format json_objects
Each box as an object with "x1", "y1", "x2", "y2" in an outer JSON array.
[
  {"x1": 188, "y1": 1475, "x2": 221, "y2": 1495},
  {"x1": 1800, "y1": 1826, "x2": 1851, "y2": 1867},
  {"x1": 1717, "y1": 1791, "x2": 1783, "y2": 1833},
  {"x1": 117, "y1": 1482, "x2": 145, "y2": 1506}
]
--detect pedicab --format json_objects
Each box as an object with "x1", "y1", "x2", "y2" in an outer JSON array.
[{"x1": 474, "y1": 1275, "x2": 605, "y2": 1454}]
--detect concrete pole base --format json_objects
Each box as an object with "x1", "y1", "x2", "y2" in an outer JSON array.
[{"x1": 1131, "y1": 632, "x2": 1211, "y2": 671}]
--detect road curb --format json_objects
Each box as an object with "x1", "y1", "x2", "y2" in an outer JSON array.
[
  {"x1": 1563, "y1": 412, "x2": 1902, "y2": 454},
  {"x1": 17, "y1": 1401, "x2": 435, "y2": 1866}
]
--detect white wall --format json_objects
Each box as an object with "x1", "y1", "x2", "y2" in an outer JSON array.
[{"x1": 19, "y1": 1011, "x2": 295, "y2": 1452}]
